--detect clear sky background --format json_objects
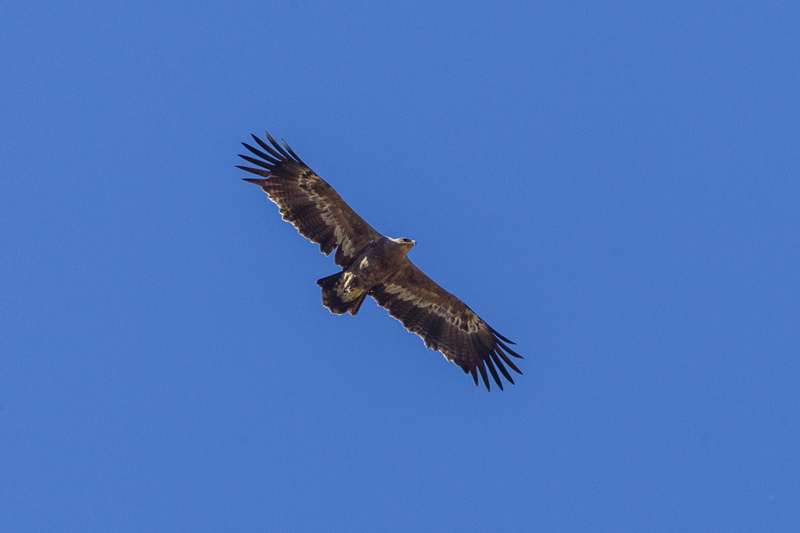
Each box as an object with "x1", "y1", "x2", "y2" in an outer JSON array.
[{"x1": 2, "y1": 1, "x2": 799, "y2": 531}]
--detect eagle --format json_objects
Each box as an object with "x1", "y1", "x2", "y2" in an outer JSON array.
[{"x1": 237, "y1": 132, "x2": 523, "y2": 391}]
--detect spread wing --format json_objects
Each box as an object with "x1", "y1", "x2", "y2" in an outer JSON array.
[
  {"x1": 237, "y1": 132, "x2": 381, "y2": 268},
  {"x1": 369, "y1": 257, "x2": 523, "y2": 391}
]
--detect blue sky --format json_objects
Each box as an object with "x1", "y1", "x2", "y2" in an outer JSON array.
[{"x1": 2, "y1": 0, "x2": 799, "y2": 530}]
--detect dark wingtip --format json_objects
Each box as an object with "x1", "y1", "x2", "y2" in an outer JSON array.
[
  {"x1": 496, "y1": 339, "x2": 523, "y2": 359},
  {"x1": 282, "y1": 139, "x2": 306, "y2": 165},
  {"x1": 477, "y1": 361, "x2": 491, "y2": 392},
  {"x1": 489, "y1": 350, "x2": 515, "y2": 383},
  {"x1": 490, "y1": 326, "x2": 516, "y2": 345},
  {"x1": 484, "y1": 355, "x2": 504, "y2": 391}
]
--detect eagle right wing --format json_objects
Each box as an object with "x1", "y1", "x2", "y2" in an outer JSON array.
[
  {"x1": 237, "y1": 132, "x2": 381, "y2": 268},
  {"x1": 369, "y1": 257, "x2": 523, "y2": 391}
]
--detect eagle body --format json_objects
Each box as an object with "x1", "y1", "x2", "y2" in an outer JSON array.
[
  {"x1": 238, "y1": 132, "x2": 523, "y2": 391},
  {"x1": 318, "y1": 237, "x2": 416, "y2": 316}
]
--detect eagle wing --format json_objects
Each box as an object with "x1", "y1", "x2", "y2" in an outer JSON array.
[
  {"x1": 237, "y1": 132, "x2": 381, "y2": 268},
  {"x1": 369, "y1": 257, "x2": 523, "y2": 391}
]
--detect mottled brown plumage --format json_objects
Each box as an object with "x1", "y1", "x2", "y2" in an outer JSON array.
[{"x1": 237, "y1": 132, "x2": 522, "y2": 390}]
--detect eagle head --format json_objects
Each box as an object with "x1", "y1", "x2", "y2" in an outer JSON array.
[{"x1": 394, "y1": 237, "x2": 416, "y2": 251}]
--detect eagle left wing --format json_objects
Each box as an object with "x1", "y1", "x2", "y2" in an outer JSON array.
[
  {"x1": 237, "y1": 132, "x2": 381, "y2": 268},
  {"x1": 369, "y1": 257, "x2": 523, "y2": 391}
]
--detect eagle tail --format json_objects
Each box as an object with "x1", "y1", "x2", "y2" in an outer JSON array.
[{"x1": 316, "y1": 273, "x2": 368, "y2": 316}]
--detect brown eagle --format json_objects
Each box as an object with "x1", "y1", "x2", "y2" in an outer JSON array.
[{"x1": 237, "y1": 132, "x2": 523, "y2": 391}]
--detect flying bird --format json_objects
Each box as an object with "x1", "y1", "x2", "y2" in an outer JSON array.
[{"x1": 237, "y1": 132, "x2": 522, "y2": 390}]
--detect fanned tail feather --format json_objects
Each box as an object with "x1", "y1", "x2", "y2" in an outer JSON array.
[{"x1": 316, "y1": 273, "x2": 367, "y2": 316}]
